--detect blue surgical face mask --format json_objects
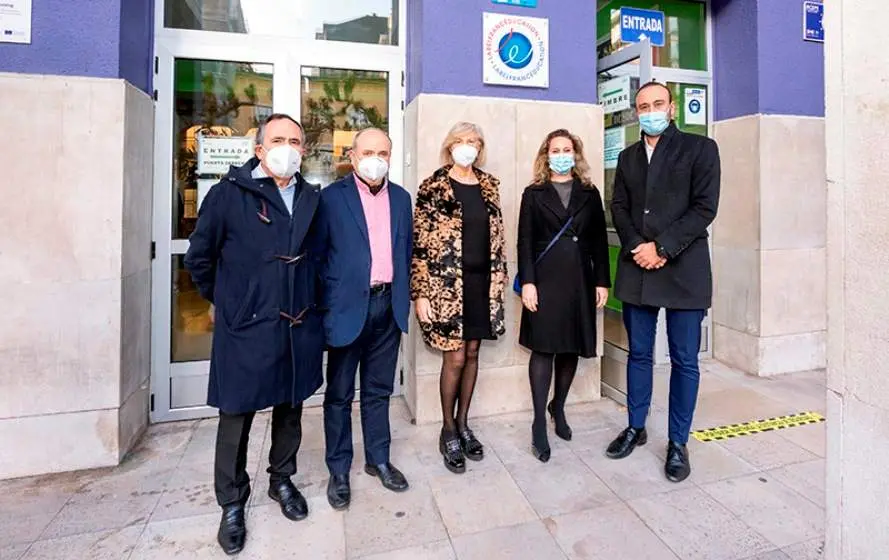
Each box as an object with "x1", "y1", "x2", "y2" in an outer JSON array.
[
  {"x1": 548, "y1": 153, "x2": 575, "y2": 175},
  {"x1": 638, "y1": 111, "x2": 670, "y2": 137}
]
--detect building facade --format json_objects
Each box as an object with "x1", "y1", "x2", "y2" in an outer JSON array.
[{"x1": 0, "y1": 0, "x2": 827, "y2": 477}]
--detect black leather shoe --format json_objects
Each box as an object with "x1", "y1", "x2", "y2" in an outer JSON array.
[
  {"x1": 217, "y1": 503, "x2": 246, "y2": 555},
  {"x1": 605, "y1": 427, "x2": 648, "y2": 459},
  {"x1": 268, "y1": 480, "x2": 308, "y2": 521},
  {"x1": 364, "y1": 462, "x2": 409, "y2": 492},
  {"x1": 458, "y1": 427, "x2": 484, "y2": 461},
  {"x1": 547, "y1": 401, "x2": 573, "y2": 441},
  {"x1": 665, "y1": 441, "x2": 691, "y2": 483},
  {"x1": 440, "y1": 430, "x2": 466, "y2": 474},
  {"x1": 326, "y1": 474, "x2": 351, "y2": 510}
]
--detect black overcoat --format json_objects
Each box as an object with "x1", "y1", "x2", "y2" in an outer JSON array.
[
  {"x1": 517, "y1": 180, "x2": 611, "y2": 357},
  {"x1": 611, "y1": 124, "x2": 720, "y2": 310},
  {"x1": 184, "y1": 158, "x2": 326, "y2": 415}
]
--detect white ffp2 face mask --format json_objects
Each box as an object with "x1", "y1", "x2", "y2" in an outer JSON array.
[
  {"x1": 357, "y1": 156, "x2": 389, "y2": 183},
  {"x1": 264, "y1": 145, "x2": 302, "y2": 178},
  {"x1": 451, "y1": 144, "x2": 478, "y2": 168}
]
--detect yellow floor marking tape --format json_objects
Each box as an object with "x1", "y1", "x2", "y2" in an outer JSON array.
[{"x1": 691, "y1": 411, "x2": 825, "y2": 442}]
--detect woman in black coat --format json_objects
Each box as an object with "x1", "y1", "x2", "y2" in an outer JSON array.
[{"x1": 517, "y1": 129, "x2": 611, "y2": 462}]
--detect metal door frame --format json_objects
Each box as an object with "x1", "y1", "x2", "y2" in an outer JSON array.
[{"x1": 150, "y1": 1, "x2": 407, "y2": 423}]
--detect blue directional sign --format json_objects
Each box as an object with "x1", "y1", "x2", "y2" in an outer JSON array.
[
  {"x1": 619, "y1": 7, "x2": 665, "y2": 47},
  {"x1": 803, "y1": 1, "x2": 824, "y2": 43},
  {"x1": 492, "y1": 0, "x2": 538, "y2": 8}
]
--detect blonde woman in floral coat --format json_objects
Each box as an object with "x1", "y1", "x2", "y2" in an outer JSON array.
[{"x1": 411, "y1": 122, "x2": 508, "y2": 475}]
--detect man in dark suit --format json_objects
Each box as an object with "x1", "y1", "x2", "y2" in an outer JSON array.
[
  {"x1": 185, "y1": 114, "x2": 326, "y2": 554},
  {"x1": 605, "y1": 82, "x2": 720, "y2": 483},
  {"x1": 317, "y1": 128, "x2": 413, "y2": 509}
]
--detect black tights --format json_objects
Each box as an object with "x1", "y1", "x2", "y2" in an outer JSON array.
[
  {"x1": 440, "y1": 340, "x2": 482, "y2": 433},
  {"x1": 529, "y1": 351, "x2": 579, "y2": 447}
]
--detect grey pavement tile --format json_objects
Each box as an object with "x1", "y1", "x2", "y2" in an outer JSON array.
[
  {"x1": 702, "y1": 474, "x2": 823, "y2": 548},
  {"x1": 344, "y1": 483, "x2": 448, "y2": 558},
  {"x1": 451, "y1": 520, "x2": 566, "y2": 560},
  {"x1": 782, "y1": 539, "x2": 824, "y2": 559},
  {"x1": 355, "y1": 539, "x2": 456, "y2": 560},
  {"x1": 150, "y1": 462, "x2": 217, "y2": 522},
  {"x1": 628, "y1": 486, "x2": 774, "y2": 560},
  {"x1": 0, "y1": 481, "x2": 74, "y2": 545},
  {"x1": 778, "y1": 423, "x2": 826, "y2": 458},
  {"x1": 427, "y1": 464, "x2": 537, "y2": 537},
  {"x1": 545, "y1": 502, "x2": 679, "y2": 560},
  {"x1": 767, "y1": 460, "x2": 826, "y2": 508},
  {"x1": 715, "y1": 432, "x2": 819, "y2": 471},
  {"x1": 0, "y1": 544, "x2": 29, "y2": 560},
  {"x1": 21, "y1": 526, "x2": 143, "y2": 560},
  {"x1": 503, "y1": 452, "x2": 619, "y2": 518},
  {"x1": 40, "y1": 494, "x2": 158, "y2": 540}
]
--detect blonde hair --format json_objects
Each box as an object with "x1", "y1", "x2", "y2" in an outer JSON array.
[
  {"x1": 531, "y1": 129, "x2": 593, "y2": 186},
  {"x1": 439, "y1": 122, "x2": 487, "y2": 168}
]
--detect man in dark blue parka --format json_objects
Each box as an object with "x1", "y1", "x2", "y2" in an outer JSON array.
[{"x1": 184, "y1": 114, "x2": 325, "y2": 555}]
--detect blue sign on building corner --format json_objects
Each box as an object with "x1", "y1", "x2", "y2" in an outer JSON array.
[
  {"x1": 491, "y1": 0, "x2": 538, "y2": 8},
  {"x1": 803, "y1": 1, "x2": 824, "y2": 43},
  {"x1": 619, "y1": 7, "x2": 666, "y2": 48}
]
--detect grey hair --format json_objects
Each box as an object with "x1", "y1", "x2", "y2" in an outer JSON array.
[
  {"x1": 255, "y1": 113, "x2": 304, "y2": 145},
  {"x1": 351, "y1": 127, "x2": 392, "y2": 151}
]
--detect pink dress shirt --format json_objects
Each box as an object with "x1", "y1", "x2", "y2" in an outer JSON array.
[{"x1": 354, "y1": 174, "x2": 393, "y2": 285}]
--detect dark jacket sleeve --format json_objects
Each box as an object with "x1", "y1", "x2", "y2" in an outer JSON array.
[
  {"x1": 655, "y1": 139, "x2": 721, "y2": 258},
  {"x1": 610, "y1": 151, "x2": 646, "y2": 256},
  {"x1": 517, "y1": 187, "x2": 536, "y2": 286},
  {"x1": 589, "y1": 187, "x2": 612, "y2": 288},
  {"x1": 183, "y1": 183, "x2": 226, "y2": 304}
]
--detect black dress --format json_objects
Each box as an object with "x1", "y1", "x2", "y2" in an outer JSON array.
[
  {"x1": 517, "y1": 180, "x2": 611, "y2": 357},
  {"x1": 451, "y1": 179, "x2": 493, "y2": 340}
]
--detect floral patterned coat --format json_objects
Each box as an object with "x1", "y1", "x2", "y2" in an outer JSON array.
[{"x1": 410, "y1": 166, "x2": 508, "y2": 351}]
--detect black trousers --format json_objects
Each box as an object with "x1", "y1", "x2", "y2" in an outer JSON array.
[{"x1": 214, "y1": 402, "x2": 303, "y2": 507}]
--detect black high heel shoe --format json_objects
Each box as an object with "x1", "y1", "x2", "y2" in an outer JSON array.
[
  {"x1": 531, "y1": 422, "x2": 551, "y2": 463},
  {"x1": 547, "y1": 401, "x2": 573, "y2": 441},
  {"x1": 439, "y1": 430, "x2": 466, "y2": 474},
  {"x1": 458, "y1": 427, "x2": 484, "y2": 461}
]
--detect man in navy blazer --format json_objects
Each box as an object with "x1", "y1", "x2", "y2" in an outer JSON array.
[{"x1": 317, "y1": 128, "x2": 413, "y2": 510}]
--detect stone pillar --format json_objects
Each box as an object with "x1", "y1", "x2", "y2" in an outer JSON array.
[
  {"x1": 824, "y1": 1, "x2": 889, "y2": 557},
  {"x1": 404, "y1": 0, "x2": 604, "y2": 424},
  {"x1": 0, "y1": 1, "x2": 154, "y2": 480},
  {"x1": 710, "y1": 0, "x2": 827, "y2": 376}
]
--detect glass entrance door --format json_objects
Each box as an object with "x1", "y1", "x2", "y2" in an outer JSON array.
[
  {"x1": 151, "y1": 24, "x2": 404, "y2": 422},
  {"x1": 596, "y1": 39, "x2": 713, "y2": 404},
  {"x1": 596, "y1": 39, "x2": 652, "y2": 403}
]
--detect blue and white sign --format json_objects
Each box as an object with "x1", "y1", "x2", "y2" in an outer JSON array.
[
  {"x1": 803, "y1": 1, "x2": 824, "y2": 43},
  {"x1": 619, "y1": 7, "x2": 665, "y2": 48},
  {"x1": 683, "y1": 87, "x2": 707, "y2": 126},
  {"x1": 483, "y1": 13, "x2": 549, "y2": 88},
  {"x1": 492, "y1": 0, "x2": 538, "y2": 8}
]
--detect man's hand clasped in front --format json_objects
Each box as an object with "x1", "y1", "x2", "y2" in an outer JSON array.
[{"x1": 632, "y1": 242, "x2": 666, "y2": 270}]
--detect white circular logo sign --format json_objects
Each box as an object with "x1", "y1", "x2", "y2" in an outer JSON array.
[{"x1": 483, "y1": 14, "x2": 549, "y2": 88}]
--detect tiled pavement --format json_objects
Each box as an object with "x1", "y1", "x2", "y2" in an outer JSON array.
[{"x1": 0, "y1": 361, "x2": 826, "y2": 559}]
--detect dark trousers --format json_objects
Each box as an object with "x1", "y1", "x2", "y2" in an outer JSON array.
[
  {"x1": 214, "y1": 402, "x2": 303, "y2": 507},
  {"x1": 324, "y1": 289, "x2": 401, "y2": 475},
  {"x1": 623, "y1": 303, "x2": 705, "y2": 444}
]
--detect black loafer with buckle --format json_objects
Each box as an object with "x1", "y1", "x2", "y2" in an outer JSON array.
[{"x1": 458, "y1": 428, "x2": 484, "y2": 461}]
